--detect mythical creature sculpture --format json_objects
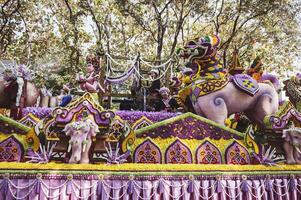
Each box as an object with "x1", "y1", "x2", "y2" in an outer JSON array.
[
  {"x1": 176, "y1": 35, "x2": 279, "y2": 126},
  {"x1": 282, "y1": 127, "x2": 301, "y2": 164},
  {"x1": 63, "y1": 118, "x2": 99, "y2": 163},
  {"x1": 284, "y1": 73, "x2": 301, "y2": 111},
  {"x1": 76, "y1": 64, "x2": 104, "y2": 93}
]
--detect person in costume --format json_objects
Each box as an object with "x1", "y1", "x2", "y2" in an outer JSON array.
[
  {"x1": 57, "y1": 84, "x2": 72, "y2": 107},
  {"x1": 148, "y1": 69, "x2": 161, "y2": 96}
]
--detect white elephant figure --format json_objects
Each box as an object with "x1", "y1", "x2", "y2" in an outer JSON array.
[
  {"x1": 63, "y1": 118, "x2": 99, "y2": 164},
  {"x1": 282, "y1": 127, "x2": 301, "y2": 164}
]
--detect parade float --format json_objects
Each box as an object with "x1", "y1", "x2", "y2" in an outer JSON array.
[{"x1": 0, "y1": 35, "x2": 301, "y2": 200}]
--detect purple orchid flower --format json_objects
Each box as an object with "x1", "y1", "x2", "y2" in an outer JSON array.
[
  {"x1": 25, "y1": 142, "x2": 56, "y2": 164},
  {"x1": 99, "y1": 142, "x2": 130, "y2": 164}
]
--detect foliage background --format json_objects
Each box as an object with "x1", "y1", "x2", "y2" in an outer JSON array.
[{"x1": 0, "y1": 0, "x2": 300, "y2": 89}]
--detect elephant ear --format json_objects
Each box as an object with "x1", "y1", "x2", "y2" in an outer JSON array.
[
  {"x1": 63, "y1": 123, "x2": 73, "y2": 136},
  {"x1": 282, "y1": 129, "x2": 291, "y2": 142},
  {"x1": 88, "y1": 119, "x2": 99, "y2": 136}
]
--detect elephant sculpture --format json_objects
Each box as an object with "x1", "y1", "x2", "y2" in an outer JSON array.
[
  {"x1": 63, "y1": 118, "x2": 99, "y2": 163},
  {"x1": 0, "y1": 63, "x2": 40, "y2": 108},
  {"x1": 282, "y1": 127, "x2": 301, "y2": 164},
  {"x1": 176, "y1": 35, "x2": 279, "y2": 126},
  {"x1": 0, "y1": 80, "x2": 40, "y2": 108}
]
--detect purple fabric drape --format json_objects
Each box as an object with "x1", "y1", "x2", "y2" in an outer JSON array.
[{"x1": 1, "y1": 174, "x2": 301, "y2": 200}]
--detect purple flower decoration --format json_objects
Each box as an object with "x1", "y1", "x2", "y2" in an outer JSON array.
[
  {"x1": 23, "y1": 108, "x2": 179, "y2": 124},
  {"x1": 99, "y1": 143, "x2": 130, "y2": 164},
  {"x1": 115, "y1": 111, "x2": 179, "y2": 124},
  {"x1": 23, "y1": 107, "x2": 53, "y2": 119},
  {"x1": 252, "y1": 145, "x2": 282, "y2": 166},
  {"x1": 18, "y1": 64, "x2": 34, "y2": 80}
]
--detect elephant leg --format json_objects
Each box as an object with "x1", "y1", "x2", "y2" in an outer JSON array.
[
  {"x1": 283, "y1": 142, "x2": 296, "y2": 164},
  {"x1": 197, "y1": 97, "x2": 228, "y2": 125}
]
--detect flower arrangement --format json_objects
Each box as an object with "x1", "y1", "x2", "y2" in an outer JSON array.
[
  {"x1": 23, "y1": 108, "x2": 179, "y2": 123},
  {"x1": 25, "y1": 142, "x2": 57, "y2": 164},
  {"x1": 23, "y1": 107, "x2": 53, "y2": 119},
  {"x1": 99, "y1": 143, "x2": 130, "y2": 164},
  {"x1": 115, "y1": 110, "x2": 179, "y2": 124},
  {"x1": 252, "y1": 145, "x2": 284, "y2": 166}
]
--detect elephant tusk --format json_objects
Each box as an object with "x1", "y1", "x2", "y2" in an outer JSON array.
[
  {"x1": 295, "y1": 146, "x2": 301, "y2": 154},
  {"x1": 67, "y1": 143, "x2": 72, "y2": 152},
  {"x1": 82, "y1": 144, "x2": 86, "y2": 153},
  {"x1": 82, "y1": 140, "x2": 88, "y2": 153}
]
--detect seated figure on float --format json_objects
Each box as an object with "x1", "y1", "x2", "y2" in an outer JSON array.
[
  {"x1": 148, "y1": 69, "x2": 161, "y2": 96},
  {"x1": 175, "y1": 34, "x2": 279, "y2": 126},
  {"x1": 153, "y1": 87, "x2": 179, "y2": 112},
  {"x1": 57, "y1": 84, "x2": 72, "y2": 107},
  {"x1": 76, "y1": 63, "x2": 105, "y2": 93}
]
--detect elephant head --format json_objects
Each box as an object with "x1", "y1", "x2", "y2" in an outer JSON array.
[
  {"x1": 63, "y1": 118, "x2": 99, "y2": 163},
  {"x1": 282, "y1": 127, "x2": 301, "y2": 164}
]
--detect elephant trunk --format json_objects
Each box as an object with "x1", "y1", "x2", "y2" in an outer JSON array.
[
  {"x1": 295, "y1": 146, "x2": 301, "y2": 154},
  {"x1": 294, "y1": 146, "x2": 301, "y2": 164},
  {"x1": 69, "y1": 140, "x2": 83, "y2": 164}
]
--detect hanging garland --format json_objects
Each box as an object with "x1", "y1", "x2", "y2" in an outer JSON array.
[
  {"x1": 134, "y1": 62, "x2": 172, "y2": 81},
  {"x1": 140, "y1": 56, "x2": 173, "y2": 69},
  {"x1": 1, "y1": 173, "x2": 300, "y2": 199},
  {"x1": 104, "y1": 53, "x2": 177, "y2": 84},
  {"x1": 105, "y1": 64, "x2": 137, "y2": 84}
]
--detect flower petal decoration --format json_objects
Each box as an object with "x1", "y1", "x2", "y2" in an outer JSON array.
[
  {"x1": 0, "y1": 136, "x2": 24, "y2": 162},
  {"x1": 225, "y1": 141, "x2": 250, "y2": 165},
  {"x1": 196, "y1": 140, "x2": 222, "y2": 164},
  {"x1": 133, "y1": 138, "x2": 161, "y2": 164},
  {"x1": 165, "y1": 139, "x2": 192, "y2": 164}
]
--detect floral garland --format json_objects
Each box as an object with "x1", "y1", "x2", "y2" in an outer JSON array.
[
  {"x1": 1, "y1": 172, "x2": 300, "y2": 200},
  {"x1": 1, "y1": 162, "x2": 301, "y2": 173}
]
